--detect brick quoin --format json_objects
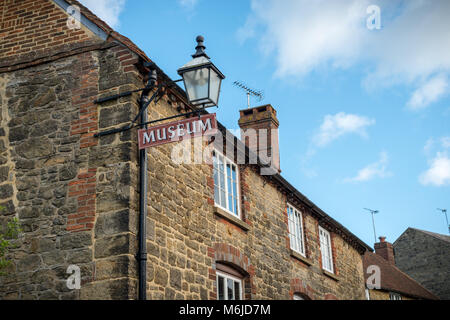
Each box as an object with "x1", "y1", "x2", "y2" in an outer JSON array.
[
  {"x1": 67, "y1": 168, "x2": 97, "y2": 232},
  {"x1": 69, "y1": 51, "x2": 99, "y2": 148}
]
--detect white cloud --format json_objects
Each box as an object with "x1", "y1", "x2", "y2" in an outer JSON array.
[
  {"x1": 407, "y1": 75, "x2": 448, "y2": 110},
  {"x1": 419, "y1": 152, "x2": 450, "y2": 186},
  {"x1": 240, "y1": 0, "x2": 450, "y2": 108},
  {"x1": 313, "y1": 112, "x2": 375, "y2": 147},
  {"x1": 344, "y1": 152, "x2": 391, "y2": 183},
  {"x1": 78, "y1": 0, "x2": 126, "y2": 29}
]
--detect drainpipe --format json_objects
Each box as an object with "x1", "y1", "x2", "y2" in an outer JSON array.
[{"x1": 138, "y1": 68, "x2": 157, "y2": 300}]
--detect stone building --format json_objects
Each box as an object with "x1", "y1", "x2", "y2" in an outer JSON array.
[
  {"x1": 363, "y1": 237, "x2": 438, "y2": 300},
  {"x1": 393, "y1": 228, "x2": 450, "y2": 300},
  {"x1": 0, "y1": 0, "x2": 372, "y2": 300}
]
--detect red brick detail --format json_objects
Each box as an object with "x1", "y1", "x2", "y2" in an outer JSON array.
[
  {"x1": 324, "y1": 293, "x2": 338, "y2": 300},
  {"x1": 289, "y1": 278, "x2": 315, "y2": 300},
  {"x1": 0, "y1": 0, "x2": 94, "y2": 59},
  {"x1": 330, "y1": 232, "x2": 339, "y2": 276},
  {"x1": 316, "y1": 221, "x2": 323, "y2": 270},
  {"x1": 69, "y1": 51, "x2": 99, "y2": 148},
  {"x1": 239, "y1": 166, "x2": 251, "y2": 222},
  {"x1": 67, "y1": 168, "x2": 97, "y2": 232},
  {"x1": 209, "y1": 243, "x2": 254, "y2": 300}
]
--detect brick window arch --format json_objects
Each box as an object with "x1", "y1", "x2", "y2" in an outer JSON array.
[
  {"x1": 290, "y1": 278, "x2": 315, "y2": 300},
  {"x1": 324, "y1": 293, "x2": 339, "y2": 300},
  {"x1": 208, "y1": 243, "x2": 255, "y2": 300}
]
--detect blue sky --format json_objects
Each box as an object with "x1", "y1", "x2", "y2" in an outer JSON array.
[{"x1": 80, "y1": 0, "x2": 450, "y2": 246}]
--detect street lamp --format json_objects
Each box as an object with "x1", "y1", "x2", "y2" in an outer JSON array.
[{"x1": 177, "y1": 35, "x2": 225, "y2": 108}]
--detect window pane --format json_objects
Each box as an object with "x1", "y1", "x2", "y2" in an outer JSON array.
[
  {"x1": 234, "y1": 281, "x2": 241, "y2": 300},
  {"x1": 218, "y1": 276, "x2": 224, "y2": 300},
  {"x1": 214, "y1": 186, "x2": 220, "y2": 204},
  {"x1": 227, "y1": 278, "x2": 234, "y2": 300},
  {"x1": 220, "y1": 189, "x2": 226, "y2": 208}
]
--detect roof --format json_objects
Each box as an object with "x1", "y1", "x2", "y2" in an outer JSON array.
[
  {"x1": 59, "y1": 0, "x2": 372, "y2": 254},
  {"x1": 363, "y1": 251, "x2": 439, "y2": 300},
  {"x1": 409, "y1": 228, "x2": 450, "y2": 244}
]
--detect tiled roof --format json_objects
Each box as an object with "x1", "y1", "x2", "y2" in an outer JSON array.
[{"x1": 363, "y1": 251, "x2": 439, "y2": 300}]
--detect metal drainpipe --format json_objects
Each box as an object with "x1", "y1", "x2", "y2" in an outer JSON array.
[{"x1": 138, "y1": 69, "x2": 156, "y2": 300}]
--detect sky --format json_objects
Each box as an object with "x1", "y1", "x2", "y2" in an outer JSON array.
[{"x1": 79, "y1": 0, "x2": 450, "y2": 247}]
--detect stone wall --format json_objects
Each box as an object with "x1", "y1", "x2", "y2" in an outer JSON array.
[
  {"x1": 393, "y1": 229, "x2": 450, "y2": 299},
  {"x1": 142, "y1": 95, "x2": 367, "y2": 300},
  {"x1": 0, "y1": 42, "x2": 143, "y2": 299}
]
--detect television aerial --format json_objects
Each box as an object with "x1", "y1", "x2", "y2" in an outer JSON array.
[{"x1": 233, "y1": 80, "x2": 264, "y2": 109}]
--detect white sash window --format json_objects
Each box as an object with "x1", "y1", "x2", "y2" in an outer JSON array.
[
  {"x1": 213, "y1": 150, "x2": 240, "y2": 218},
  {"x1": 319, "y1": 226, "x2": 334, "y2": 273},
  {"x1": 287, "y1": 203, "x2": 306, "y2": 256}
]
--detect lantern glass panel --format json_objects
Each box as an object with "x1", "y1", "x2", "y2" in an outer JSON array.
[
  {"x1": 209, "y1": 68, "x2": 221, "y2": 106},
  {"x1": 182, "y1": 67, "x2": 210, "y2": 103}
]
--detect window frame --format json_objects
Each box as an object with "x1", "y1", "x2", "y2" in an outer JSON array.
[
  {"x1": 216, "y1": 270, "x2": 243, "y2": 300},
  {"x1": 389, "y1": 292, "x2": 402, "y2": 300},
  {"x1": 319, "y1": 226, "x2": 334, "y2": 274},
  {"x1": 287, "y1": 203, "x2": 306, "y2": 257},
  {"x1": 212, "y1": 149, "x2": 241, "y2": 219}
]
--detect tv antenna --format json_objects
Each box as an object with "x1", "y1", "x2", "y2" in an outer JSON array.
[
  {"x1": 364, "y1": 208, "x2": 379, "y2": 244},
  {"x1": 437, "y1": 208, "x2": 449, "y2": 234},
  {"x1": 233, "y1": 80, "x2": 263, "y2": 109}
]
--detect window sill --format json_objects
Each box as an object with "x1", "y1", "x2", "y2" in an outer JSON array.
[
  {"x1": 290, "y1": 250, "x2": 312, "y2": 266},
  {"x1": 322, "y1": 269, "x2": 340, "y2": 282},
  {"x1": 214, "y1": 206, "x2": 250, "y2": 231}
]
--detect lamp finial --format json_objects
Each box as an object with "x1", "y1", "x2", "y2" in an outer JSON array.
[{"x1": 192, "y1": 35, "x2": 210, "y2": 59}]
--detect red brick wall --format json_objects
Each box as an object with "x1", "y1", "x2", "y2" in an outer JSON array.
[{"x1": 0, "y1": 0, "x2": 93, "y2": 58}]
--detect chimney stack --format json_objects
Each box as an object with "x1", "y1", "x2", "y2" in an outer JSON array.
[
  {"x1": 238, "y1": 104, "x2": 280, "y2": 174},
  {"x1": 374, "y1": 236, "x2": 395, "y2": 265}
]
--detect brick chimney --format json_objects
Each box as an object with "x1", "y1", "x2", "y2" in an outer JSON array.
[
  {"x1": 374, "y1": 236, "x2": 395, "y2": 264},
  {"x1": 238, "y1": 104, "x2": 280, "y2": 174}
]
